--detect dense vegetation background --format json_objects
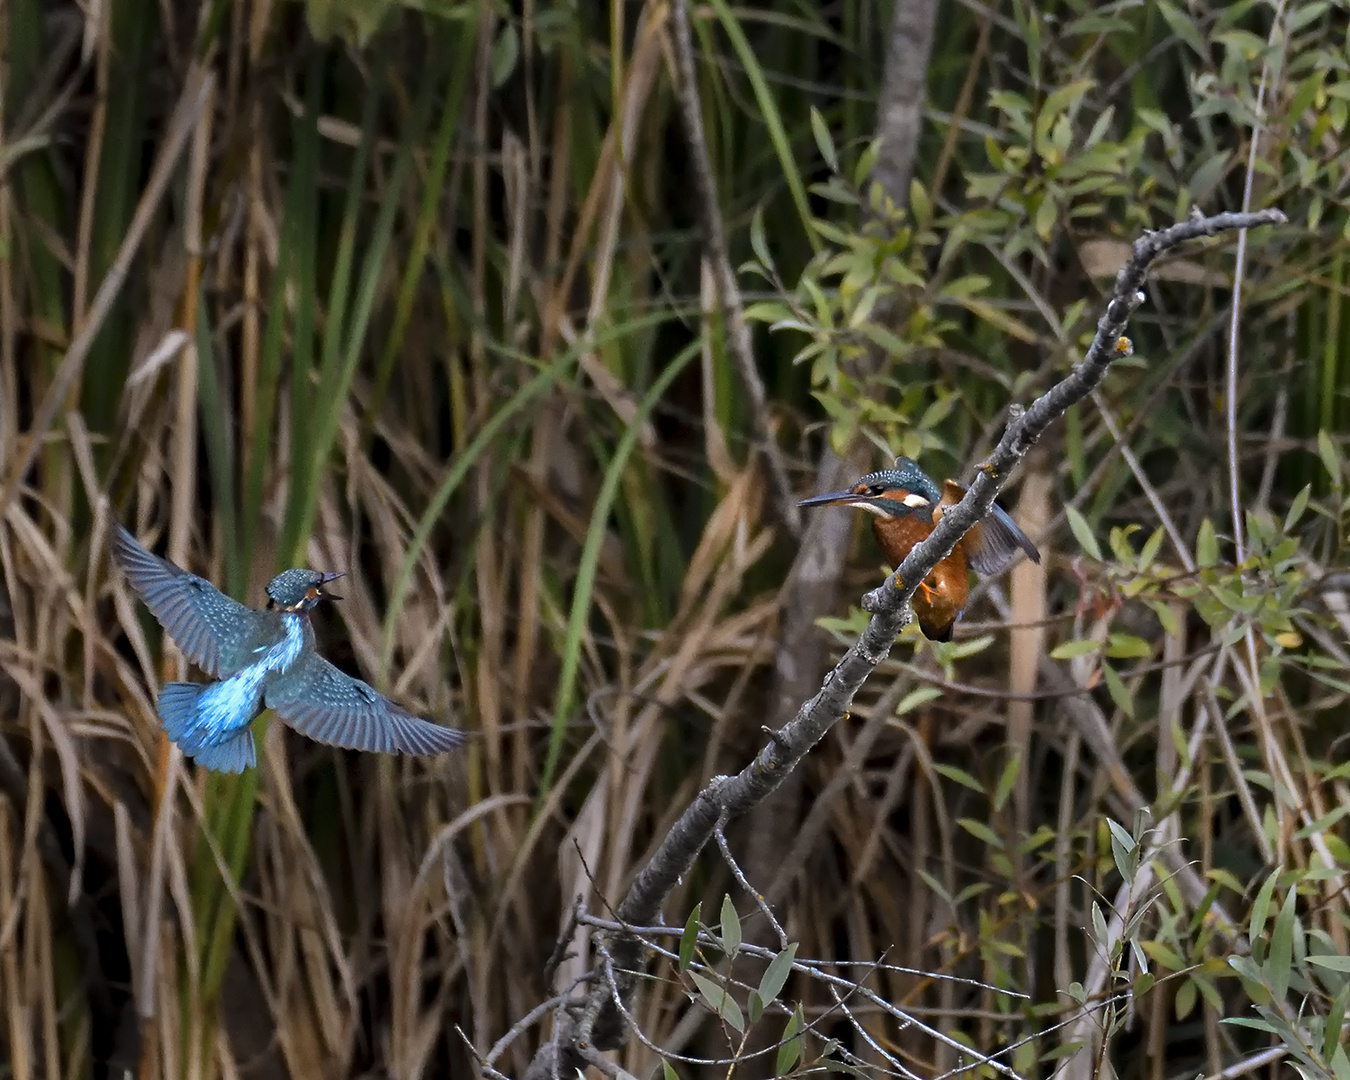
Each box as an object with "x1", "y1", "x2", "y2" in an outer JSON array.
[{"x1": 0, "y1": 0, "x2": 1344, "y2": 1077}]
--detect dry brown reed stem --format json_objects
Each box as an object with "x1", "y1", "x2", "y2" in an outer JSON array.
[
  {"x1": 516, "y1": 207, "x2": 1286, "y2": 1080},
  {"x1": 668, "y1": 0, "x2": 800, "y2": 542}
]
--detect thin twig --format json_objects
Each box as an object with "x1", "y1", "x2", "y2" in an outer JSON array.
[{"x1": 713, "y1": 822, "x2": 787, "y2": 948}]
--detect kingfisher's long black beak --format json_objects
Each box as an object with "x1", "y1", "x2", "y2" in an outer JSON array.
[
  {"x1": 318, "y1": 571, "x2": 346, "y2": 601},
  {"x1": 798, "y1": 489, "x2": 870, "y2": 509}
]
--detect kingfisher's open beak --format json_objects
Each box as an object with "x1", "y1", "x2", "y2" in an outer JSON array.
[
  {"x1": 798, "y1": 489, "x2": 871, "y2": 509},
  {"x1": 317, "y1": 571, "x2": 345, "y2": 602}
]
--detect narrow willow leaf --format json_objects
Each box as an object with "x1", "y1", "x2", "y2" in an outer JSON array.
[
  {"x1": 1106, "y1": 633, "x2": 1152, "y2": 659},
  {"x1": 1196, "y1": 518, "x2": 1219, "y2": 568},
  {"x1": 958, "y1": 818, "x2": 1005, "y2": 850},
  {"x1": 759, "y1": 943, "x2": 798, "y2": 1006},
  {"x1": 992, "y1": 752, "x2": 1021, "y2": 813},
  {"x1": 1284, "y1": 483, "x2": 1312, "y2": 532},
  {"x1": 1319, "y1": 430, "x2": 1341, "y2": 485},
  {"x1": 776, "y1": 1006, "x2": 804, "y2": 1074},
  {"x1": 934, "y1": 764, "x2": 985, "y2": 793},
  {"x1": 1331, "y1": 1046, "x2": 1350, "y2": 1080},
  {"x1": 720, "y1": 895, "x2": 742, "y2": 956},
  {"x1": 1329, "y1": 989, "x2": 1350, "y2": 1070},
  {"x1": 1221, "y1": 1016, "x2": 1281, "y2": 1035},
  {"x1": 1268, "y1": 885, "x2": 1297, "y2": 1002},
  {"x1": 748, "y1": 990, "x2": 764, "y2": 1025},
  {"x1": 896, "y1": 686, "x2": 943, "y2": 716},
  {"x1": 1091, "y1": 901, "x2": 1110, "y2": 950},
  {"x1": 1101, "y1": 663, "x2": 1134, "y2": 718},
  {"x1": 690, "y1": 971, "x2": 745, "y2": 1033},
  {"x1": 1249, "y1": 871, "x2": 1279, "y2": 963},
  {"x1": 1065, "y1": 505, "x2": 1103, "y2": 561},
  {"x1": 1137, "y1": 527, "x2": 1164, "y2": 570},
  {"x1": 1051, "y1": 638, "x2": 1100, "y2": 660},
  {"x1": 662, "y1": 1062, "x2": 680, "y2": 1080},
  {"x1": 810, "y1": 106, "x2": 838, "y2": 171},
  {"x1": 750, "y1": 206, "x2": 774, "y2": 273},
  {"x1": 679, "y1": 902, "x2": 702, "y2": 971},
  {"x1": 1106, "y1": 818, "x2": 1138, "y2": 883}
]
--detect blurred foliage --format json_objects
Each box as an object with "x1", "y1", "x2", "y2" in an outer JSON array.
[{"x1": 2, "y1": 0, "x2": 1349, "y2": 1078}]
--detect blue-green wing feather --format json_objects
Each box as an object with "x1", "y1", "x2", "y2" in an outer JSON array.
[
  {"x1": 112, "y1": 524, "x2": 272, "y2": 677},
  {"x1": 937, "y1": 482, "x2": 1040, "y2": 577},
  {"x1": 264, "y1": 651, "x2": 464, "y2": 756}
]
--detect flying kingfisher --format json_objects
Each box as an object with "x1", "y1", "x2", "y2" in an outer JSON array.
[
  {"x1": 112, "y1": 523, "x2": 465, "y2": 772},
  {"x1": 799, "y1": 456, "x2": 1040, "y2": 641}
]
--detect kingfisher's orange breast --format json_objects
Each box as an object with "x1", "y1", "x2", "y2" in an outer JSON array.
[{"x1": 871, "y1": 514, "x2": 970, "y2": 641}]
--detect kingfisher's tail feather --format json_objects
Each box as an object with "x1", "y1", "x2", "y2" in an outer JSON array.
[
  {"x1": 158, "y1": 682, "x2": 207, "y2": 743},
  {"x1": 157, "y1": 682, "x2": 257, "y2": 773},
  {"x1": 189, "y1": 728, "x2": 256, "y2": 773}
]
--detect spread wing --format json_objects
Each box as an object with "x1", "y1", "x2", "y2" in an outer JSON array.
[
  {"x1": 112, "y1": 524, "x2": 270, "y2": 678},
  {"x1": 264, "y1": 651, "x2": 465, "y2": 756},
  {"x1": 940, "y1": 481, "x2": 1041, "y2": 578}
]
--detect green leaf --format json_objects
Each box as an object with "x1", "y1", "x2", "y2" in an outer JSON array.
[
  {"x1": 1138, "y1": 527, "x2": 1164, "y2": 570},
  {"x1": 679, "y1": 902, "x2": 702, "y2": 971},
  {"x1": 759, "y1": 944, "x2": 798, "y2": 1006},
  {"x1": 1326, "y1": 984, "x2": 1349, "y2": 1062},
  {"x1": 720, "y1": 895, "x2": 742, "y2": 957},
  {"x1": 1066, "y1": 506, "x2": 1103, "y2": 561},
  {"x1": 1140, "y1": 940, "x2": 1186, "y2": 971},
  {"x1": 1249, "y1": 871, "x2": 1278, "y2": 961},
  {"x1": 1146, "y1": 599, "x2": 1181, "y2": 637},
  {"x1": 1268, "y1": 884, "x2": 1297, "y2": 1002},
  {"x1": 910, "y1": 178, "x2": 932, "y2": 228},
  {"x1": 1051, "y1": 638, "x2": 1100, "y2": 660},
  {"x1": 1196, "y1": 518, "x2": 1219, "y2": 568},
  {"x1": 934, "y1": 764, "x2": 985, "y2": 794},
  {"x1": 1175, "y1": 975, "x2": 1197, "y2": 1019},
  {"x1": 917, "y1": 868, "x2": 953, "y2": 906},
  {"x1": 1284, "y1": 484, "x2": 1312, "y2": 533},
  {"x1": 1106, "y1": 634, "x2": 1152, "y2": 659},
  {"x1": 750, "y1": 206, "x2": 774, "y2": 274},
  {"x1": 776, "y1": 1006, "x2": 804, "y2": 1074},
  {"x1": 490, "y1": 23, "x2": 519, "y2": 89},
  {"x1": 895, "y1": 686, "x2": 943, "y2": 716},
  {"x1": 810, "y1": 107, "x2": 838, "y2": 172},
  {"x1": 1106, "y1": 818, "x2": 1137, "y2": 883},
  {"x1": 992, "y1": 752, "x2": 1021, "y2": 813},
  {"x1": 748, "y1": 990, "x2": 764, "y2": 1026},
  {"x1": 1221, "y1": 1016, "x2": 1281, "y2": 1035},
  {"x1": 1309, "y1": 955, "x2": 1350, "y2": 973},
  {"x1": 1101, "y1": 663, "x2": 1134, "y2": 718},
  {"x1": 1294, "y1": 804, "x2": 1350, "y2": 839},
  {"x1": 663, "y1": 1061, "x2": 680, "y2": 1080},
  {"x1": 958, "y1": 818, "x2": 1005, "y2": 850},
  {"x1": 690, "y1": 971, "x2": 745, "y2": 1033},
  {"x1": 1090, "y1": 901, "x2": 1110, "y2": 950},
  {"x1": 1320, "y1": 430, "x2": 1342, "y2": 486}
]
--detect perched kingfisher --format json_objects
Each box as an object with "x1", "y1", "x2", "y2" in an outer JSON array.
[
  {"x1": 799, "y1": 457, "x2": 1040, "y2": 641},
  {"x1": 112, "y1": 524, "x2": 465, "y2": 772}
]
